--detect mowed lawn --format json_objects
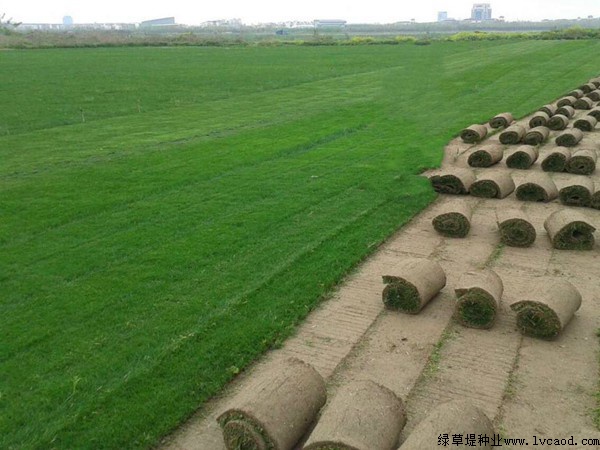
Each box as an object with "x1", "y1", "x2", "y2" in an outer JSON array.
[{"x1": 1, "y1": 40, "x2": 599, "y2": 449}]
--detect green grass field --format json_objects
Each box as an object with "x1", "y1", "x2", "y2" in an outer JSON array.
[{"x1": 1, "y1": 40, "x2": 599, "y2": 449}]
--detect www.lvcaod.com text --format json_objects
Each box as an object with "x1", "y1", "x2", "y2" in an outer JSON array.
[{"x1": 437, "y1": 434, "x2": 600, "y2": 446}]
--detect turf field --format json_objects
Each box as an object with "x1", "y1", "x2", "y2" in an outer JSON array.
[{"x1": 1, "y1": 40, "x2": 599, "y2": 449}]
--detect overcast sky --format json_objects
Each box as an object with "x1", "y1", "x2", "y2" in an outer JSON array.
[{"x1": 3, "y1": 0, "x2": 599, "y2": 25}]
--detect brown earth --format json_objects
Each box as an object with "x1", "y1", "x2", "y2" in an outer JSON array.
[{"x1": 161, "y1": 103, "x2": 600, "y2": 450}]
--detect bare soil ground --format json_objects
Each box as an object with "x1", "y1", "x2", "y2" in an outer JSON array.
[{"x1": 161, "y1": 105, "x2": 600, "y2": 450}]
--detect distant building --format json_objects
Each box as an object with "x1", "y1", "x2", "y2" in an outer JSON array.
[
  {"x1": 313, "y1": 20, "x2": 347, "y2": 28},
  {"x1": 140, "y1": 17, "x2": 175, "y2": 27},
  {"x1": 437, "y1": 11, "x2": 448, "y2": 22},
  {"x1": 62, "y1": 16, "x2": 73, "y2": 26},
  {"x1": 471, "y1": 3, "x2": 492, "y2": 21}
]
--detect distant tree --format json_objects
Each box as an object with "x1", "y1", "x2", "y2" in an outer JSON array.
[{"x1": 0, "y1": 13, "x2": 21, "y2": 35}]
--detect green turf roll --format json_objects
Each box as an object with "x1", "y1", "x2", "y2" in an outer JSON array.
[
  {"x1": 489, "y1": 112, "x2": 513, "y2": 128},
  {"x1": 528, "y1": 112, "x2": 549, "y2": 128},
  {"x1": 429, "y1": 168, "x2": 476, "y2": 195},
  {"x1": 499, "y1": 124, "x2": 526, "y2": 145},
  {"x1": 496, "y1": 208, "x2": 536, "y2": 247},
  {"x1": 574, "y1": 97, "x2": 594, "y2": 110},
  {"x1": 538, "y1": 104, "x2": 557, "y2": 117},
  {"x1": 557, "y1": 96, "x2": 577, "y2": 107},
  {"x1": 558, "y1": 176, "x2": 594, "y2": 207},
  {"x1": 505, "y1": 145, "x2": 538, "y2": 169},
  {"x1": 523, "y1": 126, "x2": 549, "y2": 146},
  {"x1": 573, "y1": 115, "x2": 597, "y2": 132},
  {"x1": 460, "y1": 124, "x2": 487, "y2": 143},
  {"x1": 555, "y1": 128, "x2": 584, "y2": 147},
  {"x1": 382, "y1": 258, "x2": 446, "y2": 313},
  {"x1": 556, "y1": 105, "x2": 575, "y2": 118},
  {"x1": 568, "y1": 88, "x2": 584, "y2": 98},
  {"x1": 566, "y1": 148, "x2": 597, "y2": 175},
  {"x1": 470, "y1": 171, "x2": 515, "y2": 199},
  {"x1": 579, "y1": 82, "x2": 597, "y2": 93},
  {"x1": 541, "y1": 147, "x2": 570, "y2": 172},
  {"x1": 454, "y1": 269, "x2": 503, "y2": 329},
  {"x1": 586, "y1": 89, "x2": 600, "y2": 101},
  {"x1": 515, "y1": 173, "x2": 558, "y2": 202},
  {"x1": 547, "y1": 114, "x2": 569, "y2": 131},
  {"x1": 432, "y1": 200, "x2": 472, "y2": 237},
  {"x1": 217, "y1": 358, "x2": 326, "y2": 450},
  {"x1": 589, "y1": 78, "x2": 600, "y2": 88},
  {"x1": 588, "y1": 107, "x2": 600, "y2": 120},
  {"x1": 511, "y1": 279, "x2": 582, "y2": 339},
  {"x1": 544, "y1": 209, "x2": 596, "y2": 250},
  {"x1": 591, "y1": 190, "x2": 600, "y2": 210},
  {"x1": 467, "y1": 144, "x2": 504, "y2": 167}
]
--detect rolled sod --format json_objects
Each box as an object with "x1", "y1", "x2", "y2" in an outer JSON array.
[
  {"x1": 460, "y1": 124, "x2": 487, "y2": 143},
  {"x1": 217, "y1": 358, "x2": 326, "y2": 450},
  {"x1": 574, "y1": 97, "x2": 594, "y2": 110},
  {"x1": 590, "y1": 78, "x2": 600, "y2": 88},
  {"x1": 544, "y1": 209, "x2": 596, "y2": 250},
  {"x1": 541, "y1": 147, "x2": 571, "y2": 172},
  {"x1": 555, "y1": 128, "x2": 584, "y2": 147},
  {"x1": 470, "y1": 171, "x2": 515, "y2": 199},
  {"x1": 489, "y1": 112, "x2": 514, "y2": 129},
  {"x1": 515, "y1": 173, "x2": 558, "y2": 202},
  {"x1": 523, "y1": 126, "x2": 549, "y2": 146},
  {"x1": 499, "y1": 124, "x2": 526, "y2": 145},
  {"x1": 505, "y1": 145, "x2": 539, "y2": 169},
  {"x1": 538, "y1": 104, "x2": 557, "y2": 117},
  {"x1": 382, "y1": 258, "x2": 446, "y2": 314},
  {"x1": 579, "y1": 82, "x2": 597, "y2": 93},
  {"x1": 556, "y1": 105, "x2": 575, "y2": 118},
  {"x1": 429, "y1": 168, "x2": 476, "y2": 195},
  {"x1": 586, "y1": 89, "x2": 600, "y2": 101},
  {"x1": 528, "y1": 112, "x2": 549, "y2": 128},
  {"x1": 566, "y1": 148, "x2": 597, "y2": 175},
  {"x1": 592, "y1": 189, "x2": 600, "y2": 210},
  {"x1": 454, "y1": 269, "x2": 503, "y2": 329},
  {"x1": 400, "y1": 400, "x2": 494, "y2": 450},
  {"x1": 588, "y1": 107, "x2": 600, "y2": 120},
  {"x1": 573, "y1": 115, "x2": 598, "y2": 132},
  {"x1": 547, "y1": 114, "x2": 569, "y2": 131},
  {"x1": 496, "y1": 208, "x2": 536, "y2": 247},
  {"x1": 510, "y1": 279, "x2": 582, "y2": 339},
  {"x1": 568, "y1": 88, "x2": 584, "y2": 98},
  {"x1": 557, "y1": 96, "x2": 577, "y2": 107},
  {"x1": 432, "y1": 200, "x2": 473, "y2": 238},
  {"x1": 303, "y1": 380, "x2": 405, "y2": 450},
  {"x1": 558, "y1": 176, "x2": 594, "y2": 207},
  {"x1": 467, "y1": 144, "x2": 504, "y2": 168}
]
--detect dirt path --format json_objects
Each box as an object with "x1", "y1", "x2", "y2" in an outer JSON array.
[{"x1": 161, "y1": 105, "x2": 600, "y2": 450}]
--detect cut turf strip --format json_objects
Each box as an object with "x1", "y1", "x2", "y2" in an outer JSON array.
[
  {"x1": 467, "y1": 144, "x2": 504, "y2": 167},
  {"x1": 381, "y1": 258, "x2": 446, "y2": 314},
  {"x1": 400, "y1": 401, "x2": 494, "y2": 450},
  {"x1": 555, "y1": 128, "x2": 584, "y2": 147},
  {"x1": 496, "y1": 208, "x2": 536, "y2": 247},
  {"x1": 544, "y1": 209, "x2": 596, "y2": 250},
  {"x1": 217, "y1": 358, "x2": 326, "y2": 450},
  {"x1": 556, "y1": 105, "x2": 575, "y2": 118},
  {"x1": 505, "y1": 144, "x2": 539, "y2": 169},
  {"x1": 538, "y1": 104, "x2": 557, "y2": 117},
  {"x1": 460, "y1": 124, "x2": 487, "y2": 143},
  {"x1": 431, "y1": 200, "x2": 473, "y2": 237},
  {"x1": 470, "y1": 171, "x2": 515, "y2": 199},
  {"x1": 499, "y1": 124, "x2": 526, "y2": 145},
  {"x1": 566, "y1": 148, "x2": 597, "y2": 175},
  {"x1": 454, "y1": 269, "x2": 503, "y2": 329},
  {"x1": 541, "y1": 147, "x2": 570, "y2": 172},
  {"x1": 510, "y1": 279, "x2": 582, "y2": 339},
  {"x1": 557, "y1": 96, "x2": 577, "y2": 107},
  {"x1": 523, "y1": 126, "x2": 549, "y2": 146},
  {"x1": 429, "y1": 168, "x2": 476, "y2": 195},
  {"x1": 515, "y1": 173, "x2": 558, "y2": 202},
  {"x1": 489, "y1": 112, "x2": 513, "y2": 129},
  {"x1": 573, "y1": 115, "x2": 598, "y2": 132},
  {"x1": 558, "y1": 176, "x2": 594, "y2": 207},
  {"x1": 547, "y1": 113, "x2": 569, "y2": 131},
  {"x1": 528, "y1": 112, "x2": 549, "y2": 128},
  {"x1": 303, "y1": 380, "x2": 405, "y2": 450},
  {"x1": 574, "y1": 97, "x2": 594, "y2": 110}
]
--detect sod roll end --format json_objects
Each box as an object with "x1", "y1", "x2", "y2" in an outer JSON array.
[
  {"x1": 432, "y1": 200, "x2": 473, "y2": 237},
  {"x1": 460, "y1": 124, "x2": 487, "y2": 143},
  {"x1": 218, "y1": 357, "x2": 326, "y2": 450},
  {"x1": 566, "y1": 148, "x2": 597, "y2": 175},
  {"x1": 558, "y1": 176, "x2": 594, "y2": 207},
  {"x1": 496, "y1": 208, "x2": 536, "y2": 247},
  {"x1": 547, "y1": 114, "x2": 569, "y2": 131},
  {"x1": 489, "y1": 112, "x2": 514, "y2": 129},
  {"x1": 499, "y1": 124, "x2": 526, "y2": 145},
  {"x1": 454, "y1": 269, "x2": 503, "y2": 329},
  {"x1": 429, "y1": 168, "x2": 476, "y2": 195},
  {"x1": 541, "y1": 147, "x2": 571, "y2": 172},
  {"x1": 467, "y1": 144, "x2": 504, "y2": 168},
  {"x1": 544, "y1": 209, "x2": 596, "y2": 250},
  {"x1": 382, "y1": 258, "x2": 446, "y2": 314},
  {"x1": 505, "y1": 145, "x2": 539, "y2": 169},
  {"x1": 515, "y1": 173, "x2": 558, "y2": 202},
  {"x1": 470, "y1": 171, "x2": 515, "y2": 199},
  {"x1": 555, "y1": 128, "x2": 584, "y2": 147}
]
